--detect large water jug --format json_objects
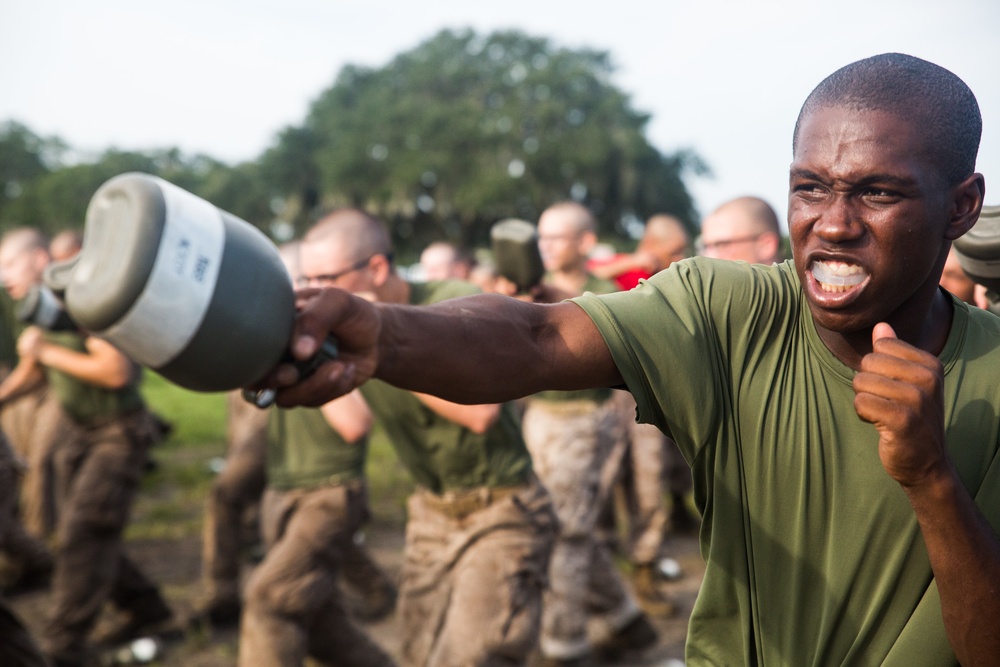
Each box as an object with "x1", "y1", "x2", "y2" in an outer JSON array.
[{"x1": 48, "y1": 172, "x2": 295, "y2": 392}]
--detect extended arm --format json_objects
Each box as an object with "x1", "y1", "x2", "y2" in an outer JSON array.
[
  {"x1": 262, "y1": 288, "x2": 622, "y2": 409},
  {"x1": 19, "y1": 328, "x2": 135, "y2": 389},
  {"x1": 854, "y1": 323, "x2": 1000, "y2": 664}
]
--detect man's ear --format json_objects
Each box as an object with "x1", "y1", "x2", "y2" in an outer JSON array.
[
  {"x1": 368, "y1": 253, "x2": 393, "y2": 287},
  {"x1": 578, "y1": 230, "x2": 598, "y2": 256},
  {"x1": 758, "y1": 232, "x2": 780, "y2": 261},
  {"x1": 945, "y1": 172, "x2": 986, "y2": 240}
]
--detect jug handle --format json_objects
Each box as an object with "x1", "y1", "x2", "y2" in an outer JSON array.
[{"x1": 242, "y1": 337, "x2": 339, "y2": 408}]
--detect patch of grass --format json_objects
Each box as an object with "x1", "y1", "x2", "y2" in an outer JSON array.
[
  {"x1": 130, "y1": 374, "x2": 227, "y2": 541},
  {"x1": 140, "y1": 372, "x2": 227, "y2": 448}
]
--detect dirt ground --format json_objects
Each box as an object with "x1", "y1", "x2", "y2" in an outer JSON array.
[{"x1": 9, "y1": 513, "x2": 704, "y2": 666}]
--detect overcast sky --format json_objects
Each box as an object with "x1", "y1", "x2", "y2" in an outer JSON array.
[{"x1": 3, "y1": 0, "x2": 998, "y2": 233}]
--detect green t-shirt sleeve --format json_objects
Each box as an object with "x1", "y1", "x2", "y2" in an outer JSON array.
[
  {"x1": 0, "y1": 293, "x2": 21, "y2": 371},
  {"x1": 573, "y1": 258, "x2": 799, "y2": 463}
]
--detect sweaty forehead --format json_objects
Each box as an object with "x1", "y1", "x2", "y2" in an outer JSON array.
[
  {"x1": 795, "y1": 105, "x2": 922, "y2": 154},
  {"x1": 791, "y1": 106, "x2": 935, "y2": 179}
]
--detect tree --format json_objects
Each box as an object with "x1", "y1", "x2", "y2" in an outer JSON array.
[
  {"x1": 259, "y1": 125, "x2": 323, "y2": 230},
  {"x1": 0, "y1": 121, "x2": 66, "y2": 227},
  {"x1": 0, "y1": 142, "x2": 276, "y2": 237},
  {"x1": 197, "y1": 160, "x2": 275, "y2": 230},
  {"x1": 273, "y1": 29, "x2": 707, "y2": 253}
]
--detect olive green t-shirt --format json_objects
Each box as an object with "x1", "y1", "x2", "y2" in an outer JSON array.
[
  {"x1": 360, "y1": 280, "x2": 533, "y2": 494},
  {"x1": 575, "y1": 258, "x2": 1000, "y2": 666},
  {"x1": 267, "y1": 406, "x2": 367, "y2": 491},
  {"x1": 0, "y1": 291, "x2": 19, "y2": 373},
  {"x1": 533, "y1": 272, "x2": 618, "y2": 404},
  {"x1": 43, "y1": 330, "x2": 144, "y2": 425}
]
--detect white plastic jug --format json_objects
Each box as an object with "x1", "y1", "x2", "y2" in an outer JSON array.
[{"x1": 50, "y1": 172, "x2": 295, "y2": 392}]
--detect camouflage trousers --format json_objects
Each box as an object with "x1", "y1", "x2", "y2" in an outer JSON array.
[
  {"x1": 612, "y1": 391, "x2": 692, "y2": 564},
  {"x1": 42, "y1": 410, "x2": 168, "y2": 660},
  {"x1": 239, "y1": 480, "x2": 395, "y2": 667},
  {"x1": 0, "y1": 433, "x2": 49, "y2": 667},
  {"x1": 399, "y1": 477, "x2": 556, "y2": 667},
  {"x1": 0, "y1": 384, "x2": 69, "y2": 539},
  {"x1": 522, "y1": 397, "x2": 640, "y2": 660},
  {"x1": 0, "y1": 594, "x2": 48, "y2": 667},
  {"x1": 0, "y1": 430, "x2": 50, "y2": 577}
]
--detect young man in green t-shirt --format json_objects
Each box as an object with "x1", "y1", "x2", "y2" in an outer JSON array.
[
  {"x1": 259, "y1": 54, "x2": 999, "y2": 665},
  {"x1": 527, "y1": 200, "x2": 659, "y2": 664},
  {"x1": 238, "y1": 387, "x2": 395, "y2": 667},
  {"x1": 0, "y1": 228, "x2": 65, "y2": 547},
  {"x1": 8, "y1": 295, "x2": 176, "y2": 663},
  {"x1": 297, "y1": 209, "x2": 557, "y2": 667}
]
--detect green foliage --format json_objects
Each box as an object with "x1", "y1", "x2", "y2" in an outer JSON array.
[
  {"x1": 268, "y1": 28, "x2": 707, "y2": 247},
  {"x1": 0, "y1": 121, "x2": 61, "y2": 192},
  {"x1": 0, "y1": 135, "x2": 275, "y2": 237},
  {"x1": 1, "y1": 28, "x2": 708, "y2": 255}
]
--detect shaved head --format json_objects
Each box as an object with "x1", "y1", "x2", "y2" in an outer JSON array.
[
  {"x1": 794, "y1": 53, "x2": 981, "y2": 185},
  {"x1": 537, "y1": 201, "x2": 600, "y2": 275},
  {"x1": 700, "y1": 196, "x2": 782, "y2": 264},
  {"x1": 539, "y1": 201, "x2": 597, "y2": 235},
  {"x1": 709, "y1": 197, "x2": 779, "y2": 237},
  {"x1": 305, "y1": 208, "x2": 392, "y2": 264},
  {"x1": 639, "y1": 214, "x2": 690, "y2": 267},
  {"x1": 644, "y1": 214, "x2": 689, "y2": 245}
]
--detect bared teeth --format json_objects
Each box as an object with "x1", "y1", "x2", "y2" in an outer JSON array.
[{"x1": 811, "y1": 260, "x2": 867, "y2": 292}]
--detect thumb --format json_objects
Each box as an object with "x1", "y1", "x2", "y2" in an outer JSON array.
[{"x1": 872, "y1": 322, "x2": 897, "y2": 345}]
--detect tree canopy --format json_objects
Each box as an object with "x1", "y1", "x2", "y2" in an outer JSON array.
[
  {"x1": 265, "y1": 29, "x2": 705, "y2": 250},
  {"x1": 2, "y1": 29, "x2": 707, "y2": 257},
  {"x1": 0, "y1": 123, "x2": 273, "y2": 238}
]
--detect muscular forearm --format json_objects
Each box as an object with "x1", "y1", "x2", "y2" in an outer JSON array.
[
  {"x1": 373, "y1": 294, "x2": 619, "y2": 404},
  {"x1": 906, "y1": 468, "x2": 1000, "y2": 664},
  {"x1": 265, "y1": 288, "x2": 622, "y2": 410}
]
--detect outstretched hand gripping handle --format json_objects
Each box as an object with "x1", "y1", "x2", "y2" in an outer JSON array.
[{"x1": 242, "y1": 337, "x2": 340, "y2": 408}]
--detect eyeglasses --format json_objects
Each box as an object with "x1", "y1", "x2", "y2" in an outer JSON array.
[
  {"x1": 296, "y1": 255, "x2": 375, "y2": 287},
  {"x1": 696, "y1": 233, "x2": 763, "y2": 254}
]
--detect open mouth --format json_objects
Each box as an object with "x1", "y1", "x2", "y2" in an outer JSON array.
[{"x1": 810, "y1": 260, "x2": 868, "y2": 293}]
